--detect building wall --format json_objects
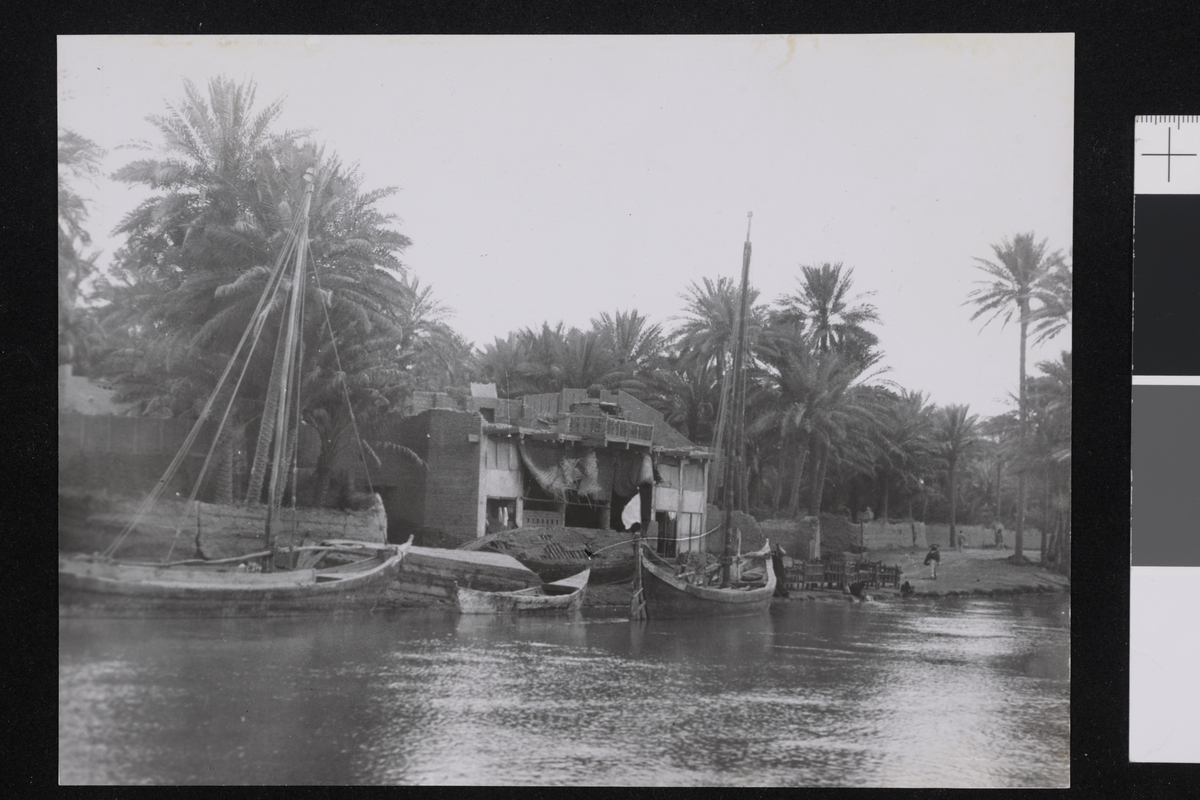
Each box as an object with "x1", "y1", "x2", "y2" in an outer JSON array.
[
  {"x1": 652, "y1": 456, "x2": 709, "y2": 554},
  {"x1": 372, "y1": 413, "x2": 431, "y2": 544},
  {"x1": 419, "y1": 410, "x2": 484, "y2": 547},
  {"x1": 925, "y1": 522, "x2": 1038, "y2": 549}
]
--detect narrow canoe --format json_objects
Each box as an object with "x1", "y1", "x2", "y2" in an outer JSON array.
[
  {"x1": 58, "y1": 538, "x2": 411, "y2": 618},
  {"x1": 639, "y1": 541, "x2": 775, "y2": 619},
  {"x1": 455, "y1": 568, "x2": 590, "y2": 614}
]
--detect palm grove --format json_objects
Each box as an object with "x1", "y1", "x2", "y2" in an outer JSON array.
[{"x1": 59, "y1": 77, "x2": 1071, "y2": 572}]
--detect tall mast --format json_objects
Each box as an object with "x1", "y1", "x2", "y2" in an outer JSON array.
[
  {"x1": 264, "y1": 168, "x2": 316, "y2": 569},
  {"x1": 720, "y1": 212, "x2": 753, "y2": 588}
]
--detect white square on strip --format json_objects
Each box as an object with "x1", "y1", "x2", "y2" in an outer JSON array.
[{"x1": 1134, "y1": 116, "x2": 1200, "y2": 194}]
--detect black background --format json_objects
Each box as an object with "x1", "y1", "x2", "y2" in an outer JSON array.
[
  {"x1": 11, "y1": 2, "x2": 1200, "y2": 795},
  {"x1": 1133, "y1": 194, "x2": 1200, "y2": 375}
]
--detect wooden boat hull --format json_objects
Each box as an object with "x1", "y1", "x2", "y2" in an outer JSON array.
[
  {"x1": 454, "y1": 568, "x2": 590, "y2": 614},
  {"x1": 391, "y1": 545, "x2": 543, "y2": 602},
  {"x1": 58, "y1": 540, "x2": 410, "y2": 618},
  {"x1": 639, "y1": 543, "x2": 775, "y2": 619},
  {"x1": 458, "y1": 526, "x2": 635, "y2": 584}
]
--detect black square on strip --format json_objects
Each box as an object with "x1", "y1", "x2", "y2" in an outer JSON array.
[
  {"x1": 1131, "y1": 384, "x2": 1200, "y2": 566},
  {"x1": 1132, "y1": 194, "x2": 1200, "y2": 376}
]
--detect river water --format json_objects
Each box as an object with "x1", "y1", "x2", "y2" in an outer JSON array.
[{"x1": 59, "y1": 594, "x2": 1069, "y2": 787}]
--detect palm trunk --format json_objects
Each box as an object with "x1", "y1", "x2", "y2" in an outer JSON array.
[
  {"x1": 787, "y1": 439, "x2": 809, "y2": 518},
  {"x1": 879, "y1": 469, "x2": 890, "y2": 522},
  {"x1": 1040, "y1": 465, "x2": 1051, "y2": 564},
  {"x1": 1016, "y1": 309, "x2": 1028, "y2": 560},
  {"x1": 807, "y1": 439, "x2": 828, "y2": 556},
  {"x1": 995, "y1": 458, "x2": 1003, "y2": 525},
  {"x1": 771, "y1": 465, "x2": 784, "y2": 514},
  {"x1": 807, "y1": 437, "x2": 826, "y2": 518},
  {"x1": 948, "y1": 454, "x2": 958, "y2": 550}
]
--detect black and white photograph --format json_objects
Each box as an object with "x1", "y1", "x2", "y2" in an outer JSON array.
[{"x1": 58, "y1": 34, "x2": 1072, "y2": 787}]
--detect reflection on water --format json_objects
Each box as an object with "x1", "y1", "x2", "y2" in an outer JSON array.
[{"x1": 60, "y1": 595, "x2": 1069, "y2": 787}]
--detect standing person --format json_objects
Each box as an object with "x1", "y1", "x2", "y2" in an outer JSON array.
[
  {"x1": 994, "y1": 521, "x2": 1006, "y2": 549},
  {"x1": 923, "y1": 544, "x2": 941, "y2": 579},
  {"x1": 771, "y1": 544, "x2": 789, "y2": 598}
]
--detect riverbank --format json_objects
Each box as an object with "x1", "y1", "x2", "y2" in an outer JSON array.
[{"x1": 581, "y1": 546, "x2": 1070, "y2": 608}]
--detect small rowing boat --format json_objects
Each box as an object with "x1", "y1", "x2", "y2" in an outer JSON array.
[{"x1": 454, "y1": 568, "x2": 590, "y2": 614}]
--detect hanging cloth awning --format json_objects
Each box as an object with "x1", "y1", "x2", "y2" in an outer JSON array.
[
  {"x1": 518, "y1": 441, "x2": 570, "y2": 499},
  {"x1": 577, "y1": 449, "x2": 605, "y2": 500},
  {"x1": 611, "y1": 451, "x2": 655, "y2": 498},
  {"x1": 518, "y1": 442, "x2": 613, "y2": 502}
]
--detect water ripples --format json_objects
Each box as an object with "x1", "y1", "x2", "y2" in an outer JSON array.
[{"x1": 60, "y1": 595, "x2": 1069, "y2": 786}]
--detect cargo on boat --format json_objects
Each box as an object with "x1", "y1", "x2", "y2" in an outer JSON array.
[
  {"x1": 390, "y1": 545, "x2": 543, "y2": 603},
  {"x1": 457, "y1": 526, "x2": 636, "y2": 584},
  {"x1": 454, "y1": 567, "x2": 590, "y2": 614}
]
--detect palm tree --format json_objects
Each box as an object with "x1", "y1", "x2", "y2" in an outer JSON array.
[
  {"x1": 475, "y1": 333, "x2": 537, "y2": 399},
  {"x1": 965, "y1": 232, "x2": 1062, "y2": 560},
  {"x1": 670, "y1": 277, "x2": 763, "y2": 504},
  {"x1": 1027, "y1": 351, "x2": 1071, "y2": 566},
  {"x1": 935, "y1": 404, "x2": 980, "y2": 551},
  {"x1": 101, "y1": 77, "x2": 415, "y2": 506},
  {"x1": 556, "y1": 327, "x2": 622, "y2": 392},
  {"x1": 591, "y1": 309, "x2": 665, "y2": 393},
  {"x1": 754, "y1": 320, "x2": 886, "y2": 554},
  {"x1": 776, "y1": 262, "x2": 880, "y2": 364},
  {"x1": 1030, "y1": 249, "x2": 1072, "y2": 346},
  {"x1": 643, "y1": 356, "x2": 720, "y2": 445},
  {"x1": 58, "y1": 128, "x2": 106, "y2": 369},
  {"x1": 392, "y1": 275, "x2": 471, "y2": 391},
  {"x1": 874, "y1": 389, "x2": 936, "y2": 522}
]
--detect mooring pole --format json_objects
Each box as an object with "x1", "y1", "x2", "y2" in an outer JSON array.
[{"x1": 721, "y1": 212, "x2": 753, "y2": 589}]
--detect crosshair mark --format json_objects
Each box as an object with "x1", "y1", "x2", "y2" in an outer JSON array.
[{"x1": 1142, "y1": 127, "x2": 1197, "y2": 182}]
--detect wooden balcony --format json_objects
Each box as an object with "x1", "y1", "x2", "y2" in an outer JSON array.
[{"x1": 558, "y1": 414, "x2": 654, "y2": 447}]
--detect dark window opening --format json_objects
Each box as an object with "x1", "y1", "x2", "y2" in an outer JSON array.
[
  {"x1": 656, "y1": 512, "x2": 677, "y2": 558},
  {"x1": 486, "y1": 497, "x2": 516, "y2": 533}
]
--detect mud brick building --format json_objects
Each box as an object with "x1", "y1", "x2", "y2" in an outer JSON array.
[{"x1": 367, "y1": 386, "x2": 713, "y2": 550}]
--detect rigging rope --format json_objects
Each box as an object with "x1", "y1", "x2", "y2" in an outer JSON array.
[
  {"x1": 588, "y1": 522, "x2": 723, "y2": 558},
  {"x1": 158, "y1": 235, "x2": 300, "y2": 563},
  {"x1": 311, "y1": 265, "x2": 376, "y2": 499},
  {"x1": 104, "y1": 210, "x2": 305, "y2": 560}
]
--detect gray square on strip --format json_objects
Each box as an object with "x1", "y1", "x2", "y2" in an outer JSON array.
[{"x1": 1132, "y1": 384, "x2": 1200, "y2": 565}]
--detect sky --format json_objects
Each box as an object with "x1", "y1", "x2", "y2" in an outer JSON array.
[{"x1": 58, "y1": 34, "x2": 1073, "y2": 420}]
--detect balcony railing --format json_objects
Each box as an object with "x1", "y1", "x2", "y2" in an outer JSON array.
[{"x1": 559, "y1": 414, "x2": 653, "y2": 446}]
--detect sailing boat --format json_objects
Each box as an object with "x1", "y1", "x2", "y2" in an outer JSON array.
[
  {"x1": 59, "y1": 167, "x2": 410, "y2": 617},
  {"x1": 632, "y1": 213, "x2": 775, "y2": 619}
]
